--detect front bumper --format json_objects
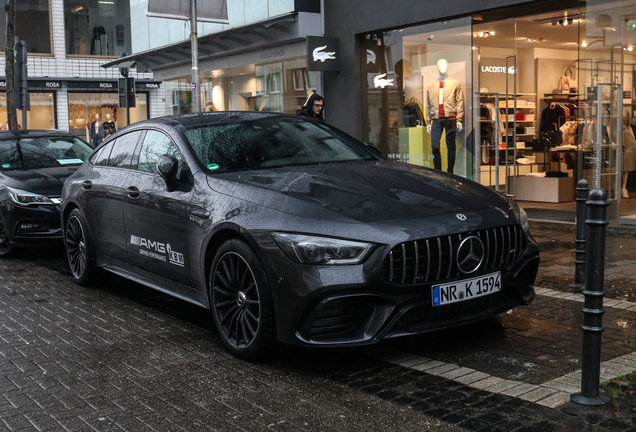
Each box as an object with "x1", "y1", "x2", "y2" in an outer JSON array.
[
  {"x1": 253, "y1": 228, "x2": 540, "y2": 348},
  {"x1": 1, "y1": 203, "x2": 62, "y2": 246}
]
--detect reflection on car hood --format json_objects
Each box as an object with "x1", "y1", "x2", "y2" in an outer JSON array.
[
  {"x1": 0, "y1": 166, "x2": 80, "y2": 197},
  {"x1": 209, "y1": 160, "x2": 509, "y2": 224}
]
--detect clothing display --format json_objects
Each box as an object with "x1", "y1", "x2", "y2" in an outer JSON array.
[
  {"x1": 403, "y1": 97, "x2": 425, "y2": 127},
  {"x1": 90, "y1": 120, "x2": 104, "y2": 147},
  {"x1": 104, "y1": 121, "x2": 117, "y2": 137},
  {"x1": 425, "y1": 77, "x2": 464, "y2": 123},
  {"x1": 430, "y1": 119, "x2": 457, "y2": 173},
  {"x1": 91, "y1": 26, "x2": 109, "y2": 56},
  {"x1": 622, "y1": 118, "x2": 636, "y2": 172}
]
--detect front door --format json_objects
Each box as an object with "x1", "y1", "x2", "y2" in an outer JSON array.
[{"x1": 123, "y1": 130, "x2": 191, "y2": 285}]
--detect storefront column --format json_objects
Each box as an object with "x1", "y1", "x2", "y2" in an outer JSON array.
[{"x1": 57, "y1": 86, "x2": 69, "y2": 132}]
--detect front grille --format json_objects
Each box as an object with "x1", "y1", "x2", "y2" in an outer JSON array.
[{"x1": 381, "y1": 225, "x2": 526, "y2": 285}]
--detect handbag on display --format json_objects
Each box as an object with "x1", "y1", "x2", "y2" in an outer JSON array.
[{"x1": 546, "y1": 123, "x2": 563, "y2": 146}]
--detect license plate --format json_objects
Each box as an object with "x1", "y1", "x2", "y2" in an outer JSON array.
[{"x1": 432, "y1": 272, "x2": 501, "y2": 306}]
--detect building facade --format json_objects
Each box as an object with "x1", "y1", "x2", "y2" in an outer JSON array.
[{"x1": 0, "y1": 0, "x2": 160, "y2": 142}]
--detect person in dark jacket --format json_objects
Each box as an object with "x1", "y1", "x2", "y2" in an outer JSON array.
[{"x1": 298, "y1": 93, "x2": 325, "y2": 121}]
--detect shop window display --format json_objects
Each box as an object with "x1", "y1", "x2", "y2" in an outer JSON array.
[
  {"x1": 0, "y1": 93, "x2": 55, "y2": 130},
  {"x1": 64, "y1": 0, "x2": 131, "y2": 56},
  {"x1": 361, "y1": 18, "x2": 473, "y2": 178},
  {"x1": 68, "y1": 93, "x2": 147, "y2": 142},
  {"x1": 0, "y1": 0, "x2": 51, "y2": 54}
]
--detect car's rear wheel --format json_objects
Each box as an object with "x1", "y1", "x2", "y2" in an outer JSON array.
[
  {"x1": 210, "y1": 239, "x2": 276, "y2": 360},
  {"x1": 65, "y1": 208, "x2": 96, "y2": 285},
  {"x1": 0, "y1": 218, "x2": 14, "y2": 258}
]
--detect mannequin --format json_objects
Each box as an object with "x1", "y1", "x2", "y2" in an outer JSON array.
[
  {"x1": 103, "y1": 113, "x2": 117, "y2": 137},
  {"x1": 426, "y1": 59, "x2": 464, "y2": 173},
  {"x1": 621, "y1": 108, "x2": 636, "y2": 198},
  {"x1": 90, "y1": 114, "x2": 104, "y2": 147}
]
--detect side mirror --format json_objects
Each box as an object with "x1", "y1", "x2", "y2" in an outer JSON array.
[
  {"x1": 362, "y1": 141, "x2": 384, "y2": 157},
  {"x1": 156, "y1": 154, "x2": 179, "y2": 181}
]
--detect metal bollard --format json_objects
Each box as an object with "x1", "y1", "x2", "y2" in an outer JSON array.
[
  {"x1": 571, "y1": 179, "x2": 589, "y2": 289},
  {"x1": 570, "y1": 188, "x2": 609, "y2": 406}
]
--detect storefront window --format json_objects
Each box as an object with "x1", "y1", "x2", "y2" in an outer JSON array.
[
  {"x1": 198, "y1": 59, "x2": 318, "y2": 114},
  {"x1": 164, "y1": 79, "x2": 193, "y2": 115},
  {"x1": 64, "y1": 0, "x2": 131, "y2": 56},
  {"x1": 68, "y1": 92, "x2": 147, "y2": 142},
  {"x1": 361, "y1": 18, "x2": 473, "y2": 178},
  {"x1": 0, "y1": 93, "x2": 55, "y2": 129},
  {"x1": 0, "y1": 0, "x2": 51, "y2": 54}
]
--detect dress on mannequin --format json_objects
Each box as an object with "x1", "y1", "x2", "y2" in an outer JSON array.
[
  {"x1": 622, "y1": 108, "x2": 636, "y2": 198},
  {"x1": 425, "y1": 59, "x2": 464, "y2": 174}
]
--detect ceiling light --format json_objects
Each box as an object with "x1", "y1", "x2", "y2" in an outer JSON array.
[
  {"x1": 581, "y1": 41, "x2": 587, "y2": 47},
  {"x1": 489, "y1": 31, "x2": 495, "y2": 36},
  {"x1": 478, "y1": 32, "x2": 484, "y2": 37},
  {"x1": 72, "y1": 5, "x2": 83, "y2": 12}
]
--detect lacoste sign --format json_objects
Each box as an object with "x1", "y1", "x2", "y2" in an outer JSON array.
[{"x1": 306, "y1": 36, "x2": 339, "y2": 72}]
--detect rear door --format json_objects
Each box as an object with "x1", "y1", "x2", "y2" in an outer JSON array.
[
  {"x1": 80, "y1": 131, "x2": 142, "y2": 262},
  {"x1": 123, "y1": 129, "x2": 192, "y2": 285}
]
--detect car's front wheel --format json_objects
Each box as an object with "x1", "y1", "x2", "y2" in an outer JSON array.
[
  {"x1": 65, "y1": 208, "x2": 96, "y2": 285},
  {"x1": 210, "y1": 239, "x2": 276, "y2": 360},
  {"x1": 0, "y1": 217, "x2": 14, "y2": 258}
]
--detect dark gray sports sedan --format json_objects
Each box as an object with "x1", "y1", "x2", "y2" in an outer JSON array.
[{"x1": 61, "y1": 112, "x2": 539, "y2": 360}]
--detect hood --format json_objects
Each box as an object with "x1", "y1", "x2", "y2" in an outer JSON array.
[
  {"x1": 208, "y1": 160, "x2": 511, "y2": 225},
  {"x1": 0, "y1": 166, "x2": 80, "y2": 197}
]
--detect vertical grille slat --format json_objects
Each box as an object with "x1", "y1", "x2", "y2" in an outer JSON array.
[
  {"x1": 381, "y1": 225, "x2": 526, "y2": 285},
  {"x1": 425, "y1": 239, "x2": 431, "y2": 281},
  {"x1": 435, "y1": 237, "x2": 443, "y2": 281},
  {"x1": 413, "y1": 241, "x2": 419, "y2": 284},
  {"x1": 446, "y1": 236, "x2": 453, "y2": 280},
  {"x1": 401, "y1": 244, "x2": 407, "y2": 284}
]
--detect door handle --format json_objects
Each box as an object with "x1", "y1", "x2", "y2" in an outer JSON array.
[
  {"x1": 81, "y1": 180, "x2": 92, "y2": 189},
  {"x1": 190, "y1": 209, "x2": 210, "y2": 219},
  {"x1": 126, "y1": 186, "x2": 139, "y2": 198}
]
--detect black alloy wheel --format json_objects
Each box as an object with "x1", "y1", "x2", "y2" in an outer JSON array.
[
  {"x1": 0, "y1": 218, "x2": 14, "y2": 257},
  {"x1": 210, "y1": 239, "x2": 275, "y2": 360},
  {"x1": 65, "y1": 208, "x2": 96, "y2": 285}
]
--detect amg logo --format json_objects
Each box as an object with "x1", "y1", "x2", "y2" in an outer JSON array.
[{"x1": 130, "y1": 235, "x2": 165, "y2": 253}]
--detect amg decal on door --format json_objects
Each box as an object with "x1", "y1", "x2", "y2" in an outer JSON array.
[{"x1": 130, "y1": 235, "x2": 185, "y2": 267}]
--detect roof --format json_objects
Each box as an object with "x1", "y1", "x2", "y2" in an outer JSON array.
[{"x1": 101, "y1": 12, "x2": 321, "y2": 72}]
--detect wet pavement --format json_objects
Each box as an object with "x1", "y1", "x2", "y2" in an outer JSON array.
[{"x1": 0, "y1": 220, "x2": 634, "y2": 431}]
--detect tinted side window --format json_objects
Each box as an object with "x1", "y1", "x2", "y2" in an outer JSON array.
[
  {"x1": 90, "y1": 143, "x2": 112, "y2": 166},
  {"x1": 108, "y1": 131, "x2": 142, "y2": 169},
  {"x1": 137, "y1": 130, "x2": 183, "y2": 177}
]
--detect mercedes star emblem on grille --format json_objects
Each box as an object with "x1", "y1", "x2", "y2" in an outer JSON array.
[
  {"x1": 456, "y1": 213, "x2": 467, "y2": 221},
  {"x1": 457, "y1": 236, "x2": 485, "y2": 274}
]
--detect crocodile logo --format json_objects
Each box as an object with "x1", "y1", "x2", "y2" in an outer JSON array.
[
  {"x1": 313, "y1": 45, "x2": 336, "y2": 62},
  {"x1": 374, "y1": 73, "x2": 394, "y2": 89}
]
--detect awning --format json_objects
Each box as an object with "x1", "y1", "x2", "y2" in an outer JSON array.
[{"x1": 102, "y1": 12, "x2": 321, "y2": 72}]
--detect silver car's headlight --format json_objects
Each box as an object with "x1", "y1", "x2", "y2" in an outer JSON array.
[
  {"x1": 271, "y1": 233, "x2": 374, "y2": 265},
  {"x1": 7, "y1": 186, "x2": 55, "y2": 206}
]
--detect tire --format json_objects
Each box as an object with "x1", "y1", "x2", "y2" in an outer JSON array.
[
  {"x1": 210, "y1": 239, "x2": 276, "y2": 360},
  {"x1": 65, "y1": 208, "x2": 96, "y2": 285},
  {"x1": 0, "y1": 217, "x2": 15, "y2": 258}
]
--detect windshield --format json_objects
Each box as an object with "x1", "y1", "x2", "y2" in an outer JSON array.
[
  {"x1": 0, "y1": 136, "x2": 93, "y2": 170},
  {"x1": 185, "y1": 117, "x2": 376, "y2": 172}
]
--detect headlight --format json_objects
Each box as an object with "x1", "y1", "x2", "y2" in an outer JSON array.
[
  {"x1": 519, "y1": 207, "x2": 529, "y2": 233},
  {"x1": 501, "y1": 193, "x2": 529, "y2": 233},
  {"x1": 7, "y1": 187, "x2": 55, "y2": 206},
  {"x1": 271, "y1": 233, "x2": 374, "y2": 265}
]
